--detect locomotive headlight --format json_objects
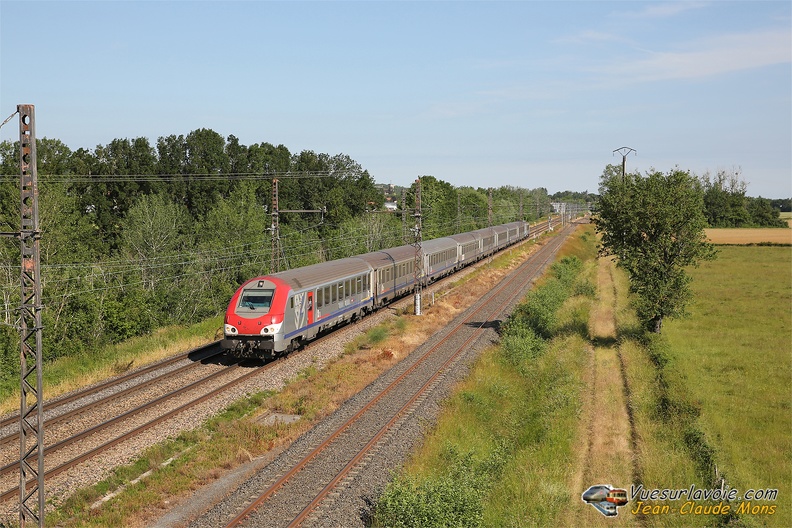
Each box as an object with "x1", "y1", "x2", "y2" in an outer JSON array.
[
  {"x1": 224, "y1": 324, "x2": 238, "y2": 335},
  {"x1": 260, "y1": 321, "x2": 282, "y2": 336}
]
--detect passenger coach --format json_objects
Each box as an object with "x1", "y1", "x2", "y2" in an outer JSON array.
[{"x1": 222, "y1": 219, "x2": 536, "y2": 358}]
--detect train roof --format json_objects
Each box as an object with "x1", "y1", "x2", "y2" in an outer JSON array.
[
  {"x1": 271, "y1": 257, "x2": 371, "y2": 290},
  {"x1": 421, "y1": 237, "x2": 457, "y2": 253},
  {"x1": 448, "y1": 232, "x2": 477, "y2": 244},
  {"x1": 356, "y1": 244, "x2": 416, "y2": 267}
]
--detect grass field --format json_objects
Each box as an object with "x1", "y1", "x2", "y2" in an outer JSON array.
[{"x1": 662, "y1": 246, "x2": 791, "y2": 527}]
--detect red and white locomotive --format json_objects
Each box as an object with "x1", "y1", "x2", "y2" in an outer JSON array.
[{"x1": 222, "y1": 220, "x2": 542, "y2": 358}]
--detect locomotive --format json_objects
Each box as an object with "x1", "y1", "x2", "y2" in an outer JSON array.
[{"x1": 222, "y1": 219, "x2": 551, "y2": 358}]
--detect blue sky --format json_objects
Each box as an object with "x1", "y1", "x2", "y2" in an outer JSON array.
[{"x1": 1, "y1": 1, "x2": 790, "y2": 197}]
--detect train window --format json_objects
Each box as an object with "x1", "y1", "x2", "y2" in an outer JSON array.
[
  {"x1": 338, "y1": 282, "x2": 344, "y2": 299},
  {"x1": 345, "y1": 280, "x2": 351, "y2": 298},
  {"x1": 332, "y1": 284, "x2": 337, "y2": 303},
  {"x1": 317, "y1": 288, "x2": 323, "y2": 308},
  {"x1": 356, "y1": 276, "x2": 362, "y2": 293},
  {"x1": 324, "y1": 286, "x2": 330, "y2": 306},
  {"x1": 290, "y1": 297, "x2": 294, "y2": 309},
  {"x1": 238, "y1": 289, "x2": 274, "y2": 312}
]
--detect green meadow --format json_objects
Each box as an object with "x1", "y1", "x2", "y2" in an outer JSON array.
[{"x1": 663, "y1": 246, "x2": 791, "y2": 527}]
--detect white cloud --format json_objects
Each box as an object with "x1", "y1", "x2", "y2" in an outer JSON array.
[
  {"x1": 616, "y1": 1, "x2": 711, "y2": 19},
  {"x1": 602, "y1": 29, "x2": 791, "y2": 82}
]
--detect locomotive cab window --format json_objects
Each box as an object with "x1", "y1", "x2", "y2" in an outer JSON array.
[{"x1": 238, "y1": 289, "x2": 274, "y2": 311}]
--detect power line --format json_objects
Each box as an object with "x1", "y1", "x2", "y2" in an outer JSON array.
[{"x1": 0, "y1": 170, "x2": 367, "y2": 184}]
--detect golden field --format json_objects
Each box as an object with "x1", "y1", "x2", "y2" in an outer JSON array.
[{"x1": 705, "y1": 228, "x2": 792, "y2": 245}]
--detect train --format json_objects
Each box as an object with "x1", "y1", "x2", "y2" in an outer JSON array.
[{"x1": 222, "y1": 218, "x2": 559, "y2": 358}]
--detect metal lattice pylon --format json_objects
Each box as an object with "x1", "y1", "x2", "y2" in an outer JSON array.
[
  {"x1": 17, "y1": 104, "x2": 45, "y2": 527},
  {"x1": 411, "y1": 178, "x2": 423, "y2": 316}
]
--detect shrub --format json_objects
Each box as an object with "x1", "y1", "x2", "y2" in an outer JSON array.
[{"x1": 373, "y1": 454, "x2": 485, "y2": 528}]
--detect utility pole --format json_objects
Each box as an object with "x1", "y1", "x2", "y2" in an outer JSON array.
[
  {"x1": 519, "y1": 190, "x2": 523, "y2": 221},
  {"x1": 270, "y1": 178, "x2": 280, "y2": 273},
  {"x1": 411, "y1": 178, "x2": 423, "y2": 316},
  {"x1": 17, "y1": 104, "x2": 44, "y2": 528},
  {"x1": 269, "y1": 177, "x2": 325, "y2": 272},
  {"x1": 487, "y1": 188, "x2": 493, "y2": 226},
  {"x1": 401, "y1": 189, "x2": 407, "y2": 244},
  {"x1": 456, "y1": 190, "x2": 461, "y2": 234},
  {"x1": 613, "y1": 147, "x2": 636, "y2": 180}
]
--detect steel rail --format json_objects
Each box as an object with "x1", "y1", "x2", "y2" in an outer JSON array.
[
  {"x1": 0, "y1": 350, "x2": 234, "y2": 481},
  {"x1": 1, "y1": 354, "x2": 293, "y2": 503},
  {"x1": 0, "y1": 342, "x2": 221, "y2": 431},
  {"x1": 0, "y1": 348, "x2": 226, "y2": 450}
]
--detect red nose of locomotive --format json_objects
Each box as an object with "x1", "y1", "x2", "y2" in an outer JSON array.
[{"x1": 223, "y1": 278, "x2": 288, "y2": 337}]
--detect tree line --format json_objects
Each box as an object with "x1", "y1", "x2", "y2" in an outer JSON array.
[
  {"x1": 699, "y1": 168, "x2": 788, "y2": 228},
  {"x1": 0, "y1": 129, "x2": 557, "y2": 386}
]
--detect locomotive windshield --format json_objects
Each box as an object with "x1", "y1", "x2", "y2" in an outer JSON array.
[{"x1": 238, "y1": 289, "x2": 274, "y2": 311}]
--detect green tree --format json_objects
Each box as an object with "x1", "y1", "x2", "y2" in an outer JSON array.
[
  {"x1": 746, "y1": 196, "x2": 787, "y2": 227},
  {"x1": 700, "y1": 168, "x2": 750, "y2": 227},
  {"x1": 406, "y1": 176, "x2": 457, "y2": 239},
  {"x1": 593, "y1": 167, "x2": 716, "y2": 333},
  {"x1": 121, "y1": 193, "x2": 193, "y2": 291}
]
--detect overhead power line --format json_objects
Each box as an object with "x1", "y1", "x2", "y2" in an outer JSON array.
[{"x1": 0, "y1": 170, "x2": 366, "y2": 184}]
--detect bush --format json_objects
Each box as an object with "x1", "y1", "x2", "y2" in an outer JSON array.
[
  {"x1": 373, "y1": 454, "x2": 485, "y2": 528},
  {"x1": 499, "y1": 320, "x2": 546, "y2": 366}
]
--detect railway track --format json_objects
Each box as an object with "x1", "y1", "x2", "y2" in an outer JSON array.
[
  {"x1": 0, "y1": 217, "x2": 568, "y2": 517},
  {"x1": 188, "y1": 221, "x2": 577, "y2": 528},
  {"x1": 0, "y1": 345, "x2": 243, "y2": 503}
]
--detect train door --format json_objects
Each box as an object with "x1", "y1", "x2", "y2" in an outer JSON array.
[{"x1": 307, "y1": 291, "x2": 314, "y2": 325}]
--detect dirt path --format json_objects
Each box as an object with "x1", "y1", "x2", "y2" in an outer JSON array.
[{"x1": 566, "y1": 257, "x2": 638, "y2": 526}]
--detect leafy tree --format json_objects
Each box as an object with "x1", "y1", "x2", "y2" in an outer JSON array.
[
  {"x1": 406, "y1": 176, "x2": 457, "y2": 239},
  {"x1": 121, "y1": 193, "x2": 194, "y2": 291},
  {"x1": 457, "y1": 187, "x2": 488, "y2": 231},
  {"x1": 700, "y1": 168, "x2": 750, "y2": 227},
  {"x1": 769, "y1": 198, "x2": 791, "y2": 213},
  {"x1": 184, "y1": 128, "x2": 232, "y2": 218},
  {"x1": 593, "y1": 167, "x2": 716, "y2": 333},
  {"x1": 746, "y1": 196, "x2": 787, "y2": 227}
]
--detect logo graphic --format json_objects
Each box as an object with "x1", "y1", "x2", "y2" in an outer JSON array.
[{"x1": 582, "y1": 484, "x2": 629, "y2": 517}]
